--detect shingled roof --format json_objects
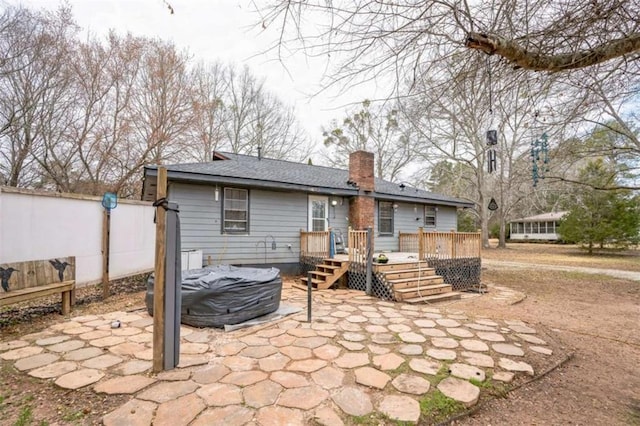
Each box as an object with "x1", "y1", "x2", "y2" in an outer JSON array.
[{"x1": 143, "y1": 152, "x2": 473, "y2": 208}]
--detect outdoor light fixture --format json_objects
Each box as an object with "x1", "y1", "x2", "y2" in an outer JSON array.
[
  {"x1": 393, "y1": 203, "x2": 399, "y2": 210},
  {"x1": 101, "y1": 192, "x2": 118, "y2": 211},
  {"x1": 214, "y1": 187, "x2": 219, "y2": 202},
  {"x1": 331, "y1": 199, "x2": 338, "y2": 206}
]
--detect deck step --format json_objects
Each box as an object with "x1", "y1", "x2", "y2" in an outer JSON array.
[
  {"x1": 394, "y1": 284, "x2": 452, "y2": 299},
  {"x1": 388, "y1": 275, "x2": 443, "y2": 285},
  {"x1": 404, "y1": 291, "x2": 461, "y2": 304},
  {"x1": 317, "y1": 264, "x2": 341, "y2": 271},
  {"x1": 310, "y1": 271, "x2": 332, "y2": 278},
  {"x1": 300, "y1": 277, "x2": 324, "y2": 286},
  {"x1": 292, "y1": 282, "x2": 320, "y2": 291},
  {"x1": 384, "y1": 269, "x2": 437, "y2": 280},
  {"x1": 373, "y1": 262, "x2": 429, "y2": 272}
]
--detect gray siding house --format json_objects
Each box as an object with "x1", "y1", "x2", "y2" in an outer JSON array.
[{"x1": 142, "y1": 151, "x2": 473, "y2": 274}]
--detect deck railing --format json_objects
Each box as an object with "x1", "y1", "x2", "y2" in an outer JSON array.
[
  {"x1": 399, "y1": 232, "x2": 419, "y2": 253},
  {"x1": 348, "y1": 228, "x2": 369, "y2": 264},
  {"x1": 300, "y1": 230, "x2": 330, "y2": 258},
  {"x1": 418, "y1": 228, "x2": 481, "y2": 260}
]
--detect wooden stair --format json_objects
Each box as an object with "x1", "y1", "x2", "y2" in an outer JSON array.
[
  {"x1": 298, "y1": 259, "x2": 349, "y2": 290},
  {"x1": 376, "y1": 262, "x2": 461, "y2": 304}
]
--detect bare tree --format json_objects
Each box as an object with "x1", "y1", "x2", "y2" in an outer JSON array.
[
  {"x1": 322, "y1": 100, "x2": 416, "y2": 181},
  {"x1": 260, "y1": 0, "x2": 640, "y2": 92}
]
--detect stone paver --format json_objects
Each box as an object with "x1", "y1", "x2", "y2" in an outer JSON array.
[
  {"x1": 421, "y1": 328, "x2": 447, "y2": 337},
  {"x1": 55, "y1": 368, "x2": 104, "y2": 389},
  {"x1": 256, "y1": 406, "x2": 305, "y2": 426},
  {"x1": 499, "y1": 358, "x2": 534, "y2": 375},
  {"x1": 414, "y1": 319, "x2": 437, "y2": 328},
  {"x1": 311, "y1": 366, "x2": 344, "y2": 389},
  {"x1": 138, "y1": 380, "x2": 200, "y2": 403},
  {"x1": 399, "y1": 344, "x2": 423, "y2": 355},
  {"x1": 409, "y1": 358, "x2": 441, "y2": 375},
  {"x1": 461, "y1": 351, "x2": 495, "y2": 368},
  {"x1": 436, "y1": 318, "x2": 461, "y2": 327},
  {"x1": 437, "y1": 377, "x2": 480, "y2": 407},
  {"x1": 313, "y1": 344, "x2": 341, "y2": 360},
  {"x1": 82, "y1": 354, "x2": 123, "y2": 369},
  {"x1": 476, "y1": 332, "x2": 505, "y2": 342},
  {"x1": 492, "y1": 343, "x2": 525, "y2": 356},
  {"x1": 334, "y1": 352, "x2": 369, "y2": 368},
  {"x1": 392, "y1": 373, "x2": 431, "y2": 394},
  {"x1": 460, "y1": 339, "x2": 489, "y2": 352},
  {"x1": 258, "y1": 353, "x2": 290, "y2": 372},
  {"x1": 372, "y1": 353, "x2": 405, "y2": 370},
  {"x1": 292, "y1": 336, "x2": 328, "y2": 349},
  {"x1": 63, "y1": 347, "x2": 104, "y2": 361},
  {"x1": 14, "y1": 353, "x2": 60, "y2": 371},
  {"x1": 271, "y1": 371, "x2": 310, "y2": 388},
  {"x1": 427, "y1": 348, "x2": 457, "y2": 360},
  {"x1": 224, "y1": 355, "x2": 257, "y2": 371},
  {"x1": 449, "y1": 363, "x2": 486, "y2": 381},
  {"x1": 240, "y1": 345, "x2": 279, "y2": 359},
  {"x1": 432, "y1": 337, "x2": 459, "y2": 349},
  {"x1": 0, "y1": 340, "x2": 29, "y2": 351},
  {"x1": 447, "y1": 327, "x2": 474, "y2": 338},
  {"x1": 332, "y1": 387, "x2": 373, "y2": 416},
  {"x1": 0, "y1": 346, "x2": 43, "y2": 360},
  {"x1": 517, "y1": 333, "x2": 547, "y2": 345},
  {"x1": 371, "y1": 333, "x2": 398, "y2": 344},
  {"x1": 337, "y1": 340, "x2": 365, "y2": 351},
  {"x1": 154, "y1": 393, "x2": 205, "y2": 426},
  {"x1": 314, "y1": 406, "x2": 345, "y2": 426},
  {"x1": 193, "y1": 364, "x2": 231, "y2": 384},
  {"x1": 35, "y1": 335, "x2": 70, "y2": 346},
  {"x1": 103, "y1": 399, "x2": 156, "y2": 426},
  {"x1": 354, "y1": 366, "x2": 391, "y2": 389},
  {"x1": 196, "y1": 383, "x2": 243, "y2": 406},
  {"x1": 192, "y1": 406, "x2": 253, "y2": 426},
  {"x1": 379, "y1": 395, "x2": 421, "y2": 423},
  {"x1": 493, "y1": 371, "x2": 515, "y2": 382},
  {"x1": 221, "y1": 370, "x2": 269, "y2": 386},
  {"x1": 243, "y1": 380, "x2": 283, "y2": 408},
  {"x1": 287, "y1": 359, "x2": 327, "y2": 372},
  {"x1": 94, "y1": 375, "x2": 156, "y2": 394},
  {"x1": 278, "y1": 385, "x2": 329, "y2": 409},
  {"x1": 279, "y1": 346, "x2": 312, "y2": 360},
  {"x1": 398, "y1": 331, "x2": 426, "y2": 343},
  {"x1": 29, "y1": 361, "x2": 77, "y2": 379},
  {"x1": 530, "y1": 345, "x2": 553, "y2": 355}
]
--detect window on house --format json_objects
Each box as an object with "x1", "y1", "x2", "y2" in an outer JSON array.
[
  {"x1": 379, "y1": 201, "x2": 394, "y2": 235},
  {"x1": 424, "y1": 205, "x2": 437, "y2": 227},
  {"x1": 223, "y1": 188, "x2": 248, "y2": 233}
]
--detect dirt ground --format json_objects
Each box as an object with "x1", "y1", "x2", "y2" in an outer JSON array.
[
  {"x1": 455, "y1": 250, "x2": 640, "y2": 425},
  {"x1": 1, "y1": 244, "x2": 639, "y2": 425}
]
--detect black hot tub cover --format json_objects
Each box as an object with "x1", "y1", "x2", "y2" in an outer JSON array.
[{"x1": 146, "y1": 265, "x2": 282, "y2": 328}]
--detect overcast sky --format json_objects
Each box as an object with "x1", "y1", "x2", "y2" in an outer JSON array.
[{"x1": 16, "y1": 0, "x2": 380, "y2": 147}]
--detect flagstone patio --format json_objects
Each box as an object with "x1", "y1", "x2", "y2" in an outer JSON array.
[{"x1": 0, "y1": 285, "x2": 563, "y2": 425}]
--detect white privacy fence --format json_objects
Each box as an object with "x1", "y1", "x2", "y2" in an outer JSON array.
[{"x1": 0, "y1": 187, "x2": 155, "y2": 286}]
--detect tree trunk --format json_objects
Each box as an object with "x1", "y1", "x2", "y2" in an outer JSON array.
[{"x1": 498, "y1": 219, "x2": 507, "y2": 248}]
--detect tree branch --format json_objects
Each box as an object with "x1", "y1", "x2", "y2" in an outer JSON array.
[{"x1": 466, "y1": 32, "x2": 640, "y2": 71}]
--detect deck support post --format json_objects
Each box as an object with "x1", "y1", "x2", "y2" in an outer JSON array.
[
  {"x1": 365, "y1": 227, "x2": 373, "y2": 295},
  {"x1": 307, "y1": 271, "x2": 312, "y2": 322}
]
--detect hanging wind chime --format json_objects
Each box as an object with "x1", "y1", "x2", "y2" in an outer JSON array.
[
  {"x1": 531, "y1": 132, "x2": 549, "y2": 187},
  {"x1": 486, "y1": 57, "x2": 498, "y2": 174},
  {"x1": 486, "y1": 57, "x2": 499, "y2": 212}
]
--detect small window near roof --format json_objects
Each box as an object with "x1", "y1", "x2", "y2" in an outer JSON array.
[
  {"x1": 424, "y1": 205, "x2": 436, "y2": 227},
  {"x1": 379, "y1": 201, "x2": 394, "y2": 235},
  {"x1": 223, "y1": 188, "x2": 248, "y2": 233}
]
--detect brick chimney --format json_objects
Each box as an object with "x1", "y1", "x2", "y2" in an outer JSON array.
[{"x1": 349, "y1": 151, "x2": 375, "y2": 230}]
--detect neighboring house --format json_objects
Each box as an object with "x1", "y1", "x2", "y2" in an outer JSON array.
[
  {"x1": 142, "y1": 150, "x2": 473, "y2": 274},
  {"x1": 509, "y1": 211, "x2": 568, "y2": 241}
]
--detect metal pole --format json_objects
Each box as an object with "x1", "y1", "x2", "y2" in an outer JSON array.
[
  {"x1": 307, "y1": 271, "x2": 312, "y2": 322},
  {"x1": 366, "y1": 227, "x2": 373, "y2": 296}
]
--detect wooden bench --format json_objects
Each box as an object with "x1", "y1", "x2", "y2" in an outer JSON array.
[{"x1": 0, "y1": 257, "x2": 76, "y2": 315}]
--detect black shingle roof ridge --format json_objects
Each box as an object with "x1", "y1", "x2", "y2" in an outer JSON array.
[{"x1": 215, "y1": 151, "x2": 351, "y2": 173}]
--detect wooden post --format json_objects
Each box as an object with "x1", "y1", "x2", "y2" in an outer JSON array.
[
  {"x1": 418, "y1": 227, "x2": 424, "y2": 261},
  {"x1": 450, "y1": 232, "x2": 456, "y2": 259},
  {"x1": 102, "y1": 209, "x2": 111, "y2": 299},
  {"x1": 153, "y1": 167, "x2": 168, "y2": 373}
]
